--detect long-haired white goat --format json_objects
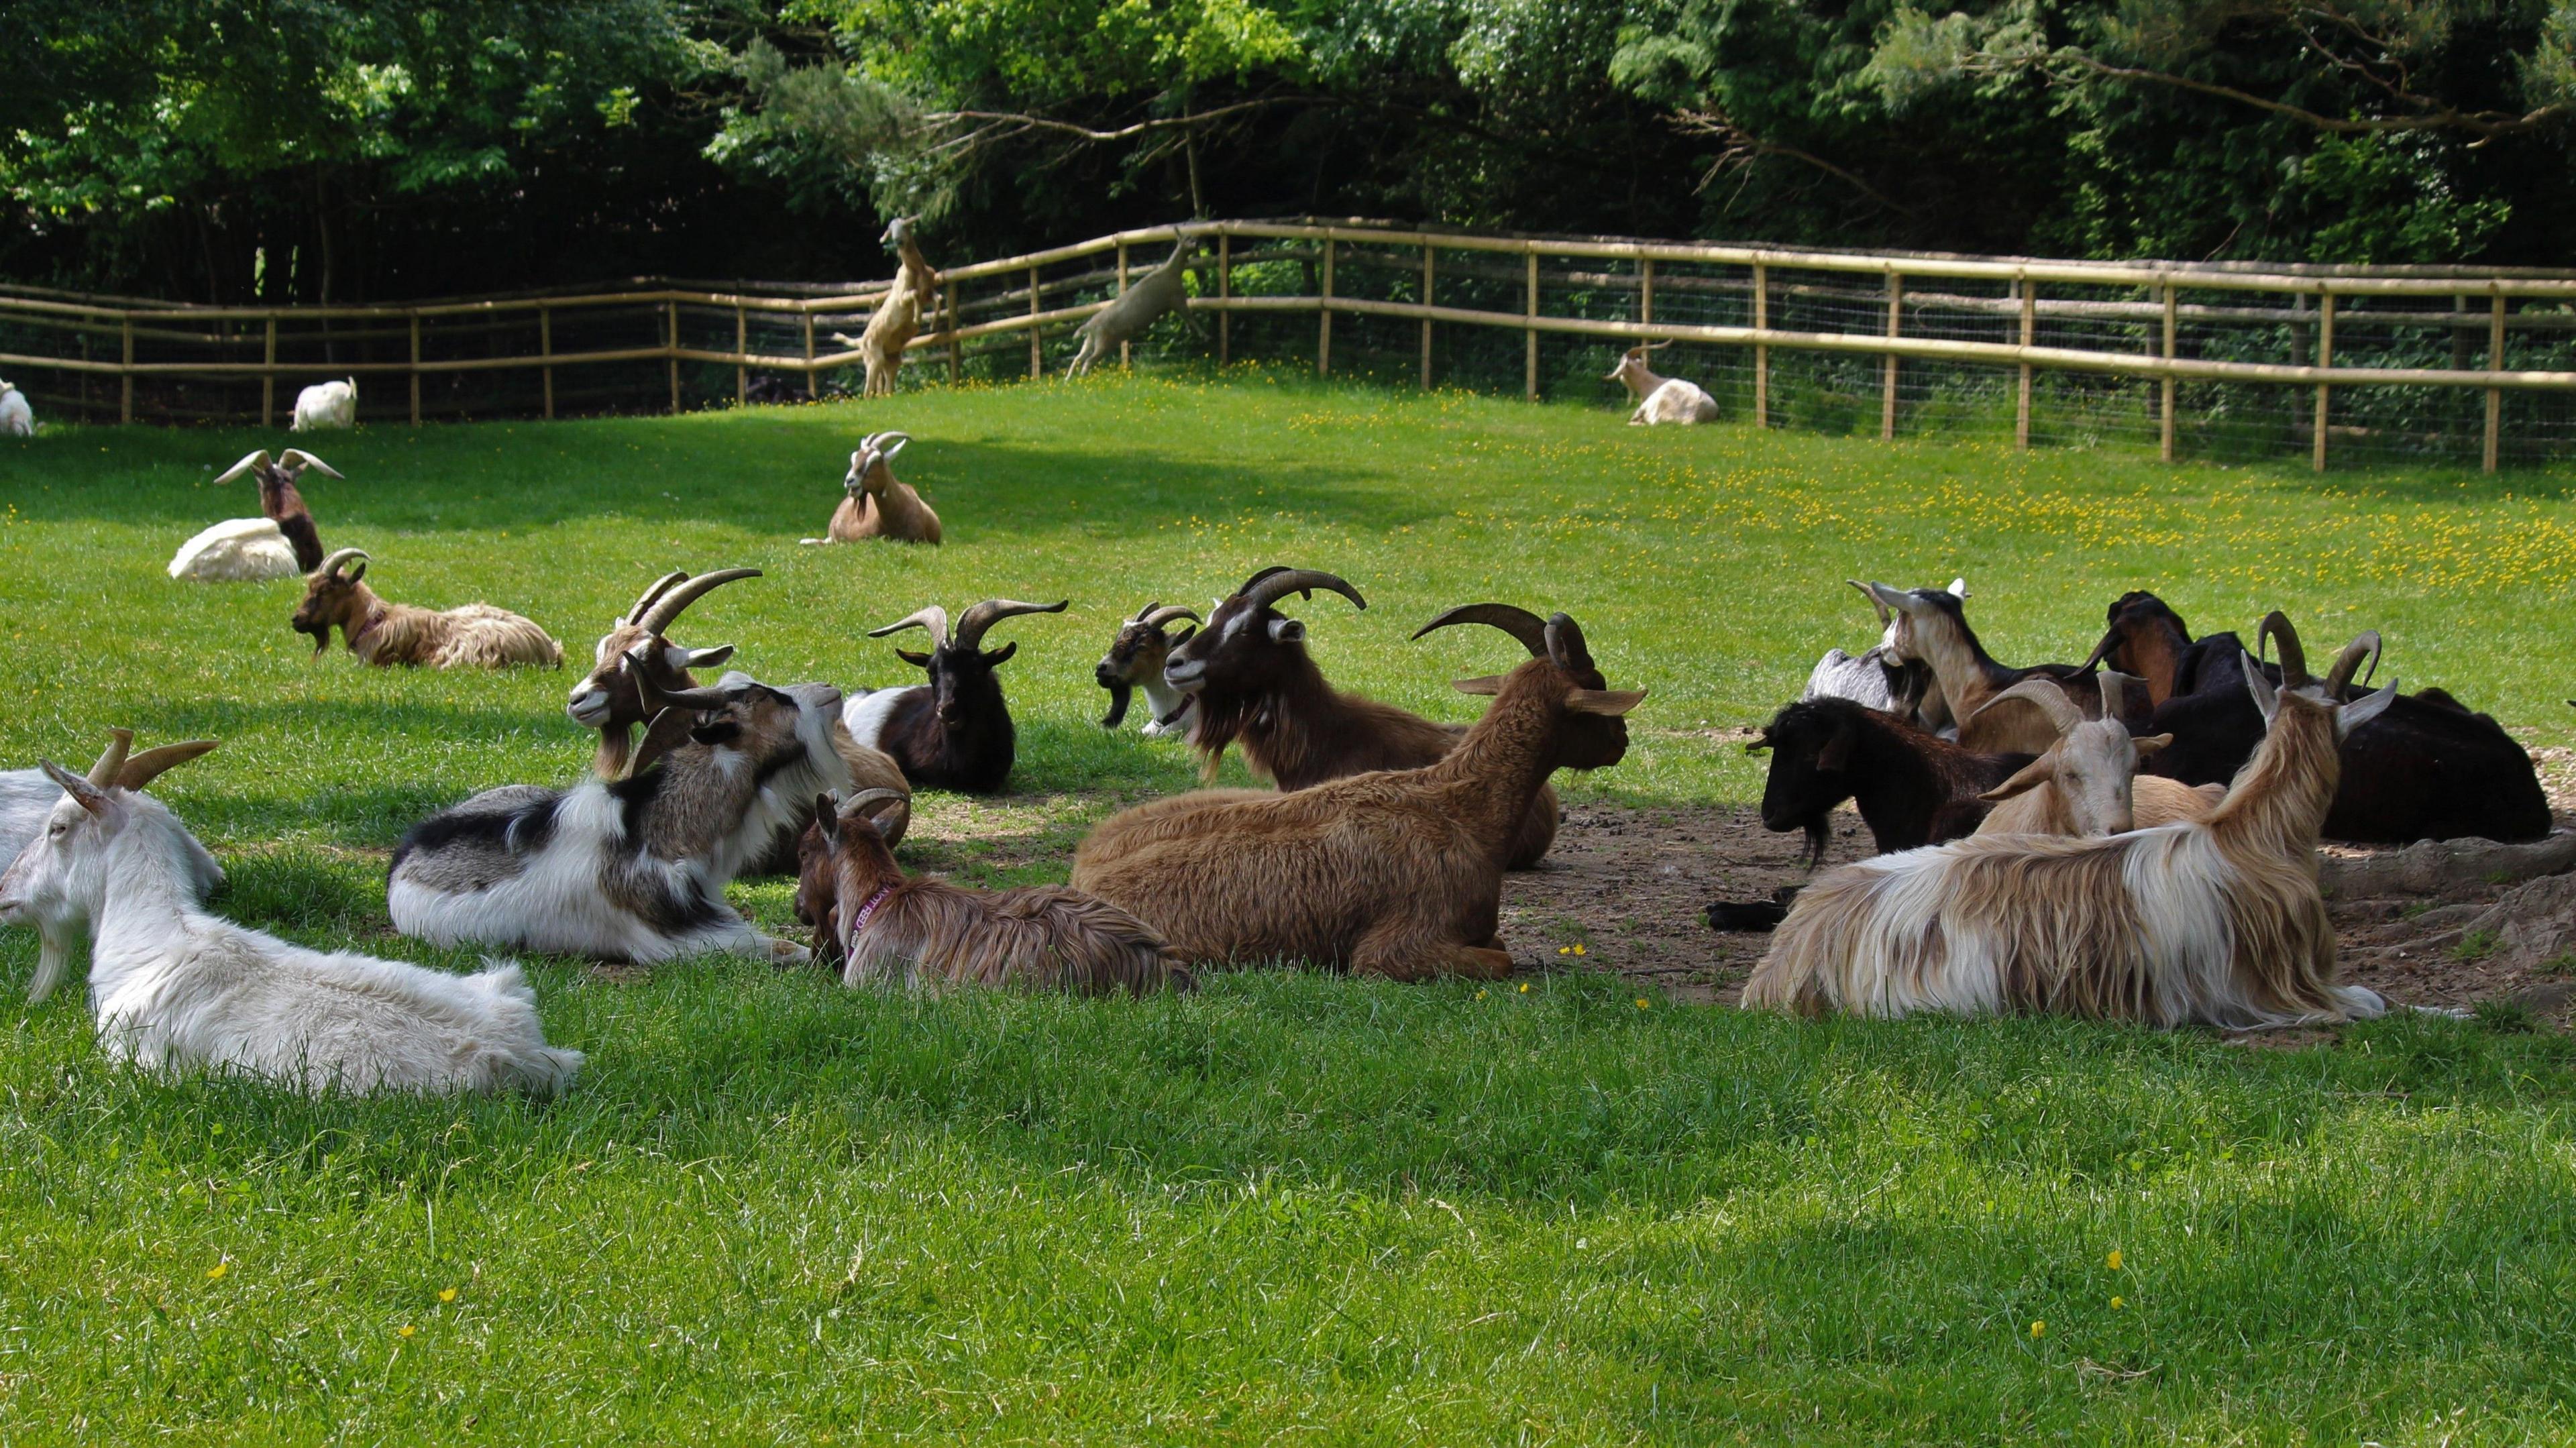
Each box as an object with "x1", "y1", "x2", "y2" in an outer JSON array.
[
  {"x1": 0, "y1": 732, "x2": 581, "y2": 1094},
  {"x1": 2, "y1": 732, "x2": 226, "y2": 1003},
  {"x1": 1743, "y1": 613, "x2": 2398, "y2": 1029}
]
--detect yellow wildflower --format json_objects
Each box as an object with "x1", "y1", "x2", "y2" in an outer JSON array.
[
  {"x1": 398, "y1": 1325, "x2": 417, "y2": 1339},
  {"x1": 205, "y1": 1262, "x2": 227, "y2": 1281},
  {"x1": 2030, "y1": 1321, "x2": 2045, "y2": 1339},
  {"x1": 439, "y1": 1288, "x2": 459, "y2": 1303},
  {"x1": 2111, "y1": 1296, "x2": 2125, "y2": 1310},
  {"x1": 2106, "y1": 1250, "x2": 2123, "y2": 1271}
]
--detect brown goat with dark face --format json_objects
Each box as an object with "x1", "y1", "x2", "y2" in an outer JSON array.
[
  {"x1": 213, "y1": 448, "x2": 338, "y2": 572},
  {"x1": 1071, "y1": 605, "x2": 1643, "y2": 979},
  {"x1": 802, "y1": 433, "x2": 942, "y2": 545},
  {"x1": 292, "y1": 549, "x2": 562, "y2": 669},
  {"x1": 1161, "y1": 567, "x2": 1559, "y2": 869},
  {"x1": 1095, "y1": 601, "x2": 1201, "y2": 734},
  {"x1": 794, "y1": 789, "x2": 1189, "y2": 994}
]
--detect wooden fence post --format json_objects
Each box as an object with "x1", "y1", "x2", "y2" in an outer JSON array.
[
  {"x1": 1117, "y1": 242, "x2": 1131, "y2": 369},
  {"x1": 802, "y1": 312, "x2": 816, "y2": 399},
  {"x1": 735, "y1": 303, "x2": 748, "y2": 407},
  {"x1": 2015, "y1": 277, "x2": 2034, "y2": 451},
  {"x1": 1029, "y1": 266, "x2": 1043, "y2": 380},
  {"x1": 947, "y1": 277, "x2": 963, "y2": 384},
  {"x1": 667, "y1": 300, "x2": 682, "y2": 414},
  {"x1": 1217, "y1": 233, "x2": 1232, "y2": 368},
  {"x1": 120, "y1": 317, "x2": 133, "y2": 425},
  {"x1": 2312, "y1": 290, "x2": 2334, "y2": 473},
  {"x1": 410, "y1": 312, "x2": 423, "y2": 425},
  {"x1": 541, "y1": 307, "x2": 556, "y2": 420},
  {"x1": 1881, "y1": 272, "x2": 1902, "y2": 441},
  {"x1": 1752, "y1": 262, "x2": 1769, "y2": 429},
  {"x1": 1318, "y1": 235, "x2": 1335, "y2": 378},
  {"x1": 2484, "y1": 292, "x2": 2504, "y2": 473},
  {"x1": 2159, "y1": 283, "x2": 2178, "y2": 462},
  {"x1": 1419, "y1": 245, "x2": 1435, "y2": 390},
  {"x1": 1524, "y1": 248, "x2": 1540, "y2": 402},
  {"x1": 1640, "y1": 257, "x2": 1655, "y2": 334},
  {"x1": 262, "y1": 317, "x2": 278, "y2": 429}
]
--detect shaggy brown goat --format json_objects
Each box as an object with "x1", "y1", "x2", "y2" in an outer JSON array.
[
  {"x1": 1071, "y1": 604, "x2": 1643, "y2": 979},
  {"x1": 1163, "y1": 566, "x2": 1559, "y2": 869},
  {"x1": 568, "y1": 568, "x2": 758, "y2": 775},
  {"x1": 795, "y1": 789, "x2": 1189, "y2": 993},
  {"x1": 1095, "y1": 601, "x2": 1201, "y2": 733},
  {"x1": 291, "y1": 549, "x2": 561, "y2": 669},
  {"x1": 802, "y1": 432, "x2": 941, "y2": 545}
]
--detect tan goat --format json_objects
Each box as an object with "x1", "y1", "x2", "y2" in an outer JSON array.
[
  {"x1": 1971, "y1": 675, "x2": 2224, "y2": 837},
  {"x1": 291, "y1": 549, "x2": 561, "y2": 669},
  {"x1": 801, "y1": 432, "x2": 941, "y2": 545}
]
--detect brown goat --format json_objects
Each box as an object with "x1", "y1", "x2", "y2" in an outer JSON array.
[
  {"x1": 1071, "y1": 605, "x2": 1643, "y2": 979},
  {"x1": 1163, "y1": 566, "x2": 1559, "y2": 870},
  {"x1": 1095, "y1": 601, "x2": 1201, "y2": 733},
  {"x1": 291, "y1": 549, "x2": 561, "y2": 669},
  {"x1": 803, "y1": 432, "x2": 941, "y2": 545},
  {"x1": 796, "y1": 789, "x2": 1189, "y2": 994},
  {"x1": 837, "y1": 217, "x2": 939, "y2": 398},
  {"x1": 1862, "y1": 580, "x2": 2096, "y2": 753},
  {"x1": 568, "y1": 568, "x2": 759, "y2": 777},
  {"x1": 211, "y1": 448, "x2": 338, "y2": 572}
]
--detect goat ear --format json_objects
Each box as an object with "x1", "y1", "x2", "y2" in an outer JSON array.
[
  {"x1": 1451, "y1": 675, "x2": 1507, "y2": 696},
  {"x1": 895, "y1": 647, "x2": 932, "y2": 669},
  {"x1": 2132, "y1": 732, "x2": 2174, "y2": 759},
  {"x1": 678, "y1": 644, "x2": 735, "y2": 669},
  {"x1": 1168, "y1": 624, "x2": 1197, "y2": 646},
  {"x1": 982, "y1": 641, "x2": 1018, "y2": 667},
  {"x1": 1947, "y1": 577, "x2": 1968, "y2": 598},
  {"x1": 1815, "y1": 722, "x2": 1856, "y2": 773},
  {"x1": 1566, "y1": 687, "x2": 1646, "y2": 717},
  {"x1": 690, "y1": 720, "x2": 743, "y2": 748},
  {"x1": 37, "y1": 759, "x2": 113, "y2": 816},
  {"x1": 2336, "y1": 679, "x2": 2400, "y2": 740},
  {"x1": 1979, "y1": 756, "x2": 2055, "y2": 802},
  {"x1": 1268, "y1": 617, "x2": 1305, "y2": 644},
  {"x1": 2240, "y1": 649, "x2": 2279, "y2": 724}
]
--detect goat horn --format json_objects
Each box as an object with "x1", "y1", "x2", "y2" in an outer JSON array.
[
  {"x1": 86, "y1": 728, "x2": 135, "y2": 788},
  {"x1": 1543, "y1": 612, "x2": 1595, "y2": 673},
  {"x1": 118, "y1": 739, "x2": 220, "y2": 789},
  {"x1": 637, "y1": 567, "x2": 759, "y2": 636},
  {"x1": 213, "y1": 450, "x2": 274, "y2": 486},
  {"x1": 1132, "y1": 600, "x2": 1159, "y2": 623},
  {"x1": 838, "y1": 787, "x2": 909, "y2": 818},
  {"x1": 627, "y1": 647, "x2": 732, "y2": 712},
  {"x1": 2257, "y1": 610, "x2": 2310, "y2": 687},
  {"x1": 622, "y1": 571, "x2": 690, "y2": 626},
  {"x1": 2074, "y1": 625, "x2": 2123, "y2": 676},
  {"x1": 278, "y1": 449, "x2": 341, "y2": 480},
  {"x1": 1980, "y1": 677, "x2": 2085, "y2": 737},
  {"x1": 1141, "y1": 604, "x2": 1201, "y2": 630},
  {"x1": 2094, "y1": 670, "x2": 2136, "y2": 720},
  {"x1": 2324, "y1": 630, "x2": 2383, "y2": 696},
  {"x1": 316, "y1": 547, "x2": 369, "y2": 579},
  {"x1": 1413, "y1": 603, "x2": 1548, "y2": 657},
  {"x1": 954, "y1": 598, "x2": 1069, "y2": 652},
  {"x1": 869, "y1": 606, "x2": 951, "y2": 643},
  {"x1": 1240, "y1": 568, "x2": 1366, "y2": 616}
]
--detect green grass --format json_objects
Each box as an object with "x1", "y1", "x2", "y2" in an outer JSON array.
[{"x1": 3, "y1": 373, "x2": 2575, "y2": 1443}]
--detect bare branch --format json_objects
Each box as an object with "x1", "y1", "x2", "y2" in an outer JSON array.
[
  {"x1": 918, "y1": 97, "x2": 1333, "y2": 144},
  {"x1": 2043, "y1": 51, "x2": 2567, "y2": 138},
  {"x1": 1672, "y1": 109, "x2": 1918, "y2": 216}
]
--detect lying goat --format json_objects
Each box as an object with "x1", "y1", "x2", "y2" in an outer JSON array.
[
  {"x1": 0, "y1": 380, "x2": 29, "y2": 437},
  {"x1": 294, "y1": 549, "x2": 563, "y2": 669},
  {"x1": 1606, "y1": 342, "x2": 1719, "y2": 425},
  {"x1": 0, "y1": 732, "x2": 579, "y2": 1094},
  {"x1": 796, "y1": 789, "x2": 1190, "y2": 993},
  {"x1": 801, "y1": 431, "x2": 941, "y2": 545},
  {"x1": 846, "y1": 598, "x2": 1066, "y2": 793},
  {"x1": 1863, "y1": 579, "x2": 2094, "y2": 753},
  {"x1": 168, "y1": 448, "x2": 341, "y2": 583},
  {"x1": 1801, "y1": 578, "x2": 1943, "y2": 726},
  {"x1": 1750, "y1": 698, "x2": 2034, "y2": 869},
  {"x1": 1073, "y1": 604, "x2": 1642, "y2": 979},
  {"x1": 291, "y1": 378, "x2": 356, "y2": 431},
  {"x1": 390, "y1": 660, "x2": 850, "y2": 964},
  {"x1": 1096, "y1": 602, "x2": 1201, "y2": 736},
  {"x1": 2, "y1": 730, "x2": 225, "y2": 1003},
  {"x1": 1746, "y1": 613, "x2": 2398, "y2": 1028},
  {"x1": 1972, "y1": 675, "x2": 2223, "y2": 837}
]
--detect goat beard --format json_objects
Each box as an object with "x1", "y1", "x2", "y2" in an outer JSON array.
[
  {"x1": 1098, "y1": 678, "x2": 1132, "y2": 728},
  {"x1": 294, "y1": 620, "x2": 333, "y2": 655}
]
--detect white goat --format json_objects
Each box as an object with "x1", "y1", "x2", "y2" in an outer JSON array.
[
  {"x1": 2, "y1": 732, "x2": 226, "y2": 1004},
  {"x1": 0, "y1": 380, "x2": 31, "y2": 437},
  {"x1": 168, "y1": 447, "x2": 341, "y2": 583},
  {"x1": 1972, "y1": 674, "x2": 2223, "y2": 837},
  {"x1": 1067, "y1": 239, "x2": 1193, "y2": 378},
  {"x1": 0, "y1": 734, "x2": 578, "y2": 1095},
  {"x1": 1606, "y1": 343, "x2": 1719, "y2": 425},
  {"x1": 291, "y1": 378, "x2": 357, "y2": 431}
]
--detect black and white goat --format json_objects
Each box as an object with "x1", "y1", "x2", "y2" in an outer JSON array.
[
  {"x1": 844, "y1": 598, "x2": 1067, "y2": 793},
  {"x1": 1095, "y1": 602, "x2": 1201, "y2": 736},
  {"x1": 168, "y1": 448, "x2": 341, "y2": 583}
]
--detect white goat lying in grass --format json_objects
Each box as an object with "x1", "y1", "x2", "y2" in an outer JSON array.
[{"x1": 0, "y1": 731, "x2": 582, "y2": 1095}]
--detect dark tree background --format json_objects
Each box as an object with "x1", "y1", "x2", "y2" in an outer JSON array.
[{"x1": 5, "y1": 0, "x2": 2569, "y2": 302}]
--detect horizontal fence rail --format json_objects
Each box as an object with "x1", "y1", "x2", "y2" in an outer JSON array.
[{"x1": 4, "y1": 219, "x2": 2572, "y2": 470}]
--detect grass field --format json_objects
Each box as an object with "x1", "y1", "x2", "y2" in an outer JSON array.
[{"x1": 4, "y1": 374, "x2": 2575, "y2": 1443}]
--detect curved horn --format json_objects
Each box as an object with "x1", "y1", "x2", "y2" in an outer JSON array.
[
  {"x1": 1413, "y1": 603, "x2": 1548, "y2": 657},
  {"x1": 213, "y1": 450, "x2": 274, "y2": 486},
  {"x1": 1240, "y1": 568, "x2": 1366, "y2": 616},
  {"x1": 954, "y1": 598, "x2": 1069, "y2": 652},
  {"x1": 621, "y1": 570, "x2": 690, "y2": 626},
  {"x1": 637, "y1": 567, "x2": 760, "y2": 636},
  {"x1": 1981, "y1": 677, "x2": 2085, "y2": 737},
  {"x1": 2095, "y1": 669, "x2": 2137, "y2": 720},
  {"x1": 627, "y1": 648, "x2": 732, "y2": 712},
  {"x1": 2324, "y1": 630, "x2": 2383, "y2": 696},
  {"x1": 869, "y1": 605, "x2": 950, "y2": 643},
  {"x1": 839, "y1": 787, "x2": 909, "y2": 819},
  {"x1": 1140, "y1": 604, "x2": 1202, "y2": 630},
  {"x1": 1131, "y1": 600, "x2": 1159, "y2": 623},
  {"x1": 315, "y1": 547, "x2": 369, "y2": 579},
  {"x1": 872, "y1": 431, "x2": 912, "y2": 457},
  {"x1": 118, "y1": 739, "x2": 220, "y2": 789},
  {"x1": 2257, "y1": 610, "x2": 2310, "y2": 687},
  {"x1": 278, "y1": 449, "x2": 341, "y2": 480},
  {"x1": 1542, "y1": 612, "x2": 1595, "y2": 673},
  {"x1": 86, "y1": 728, "x2": 133, "y2": 788}
]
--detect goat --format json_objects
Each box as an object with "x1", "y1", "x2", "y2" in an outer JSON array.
[
  {"x1": 801, "y1": 432, "x2": 941, "y2": 545},
  {"x1": 1071, "y1": 604, "x2": 1644, "y2": 978},
  {"x1": 844, "y1": 598, "x2": 1066, "y2": 794},
  {"x1": 1972, "y1": 675, "x2": 2223, "y2": 837},
  {"x1": 1164, "y1": 567, "x2": 1560, "y2": 870},
  {"x1": 168, "y1": 448, "x2": 341, "y2": 582},
  {"x1": 1096, "y1": 602, "x2": 1202, "y2": 736},
  {"x1": 1749, "y1": 698, "x2": 2035, "y2": 869},
  {"x1": 1, "y1": 731, "x2": 225, "y2": 1005},
  {"x1": 1862, "y1": 579, "x2": 2095, "y2": 753},
  {"x1": 0, "y1": 733, "x2": 579, "y2": 1094},
  {"x1": 292, "y1": 549, "x2": 563, "y2": 669},
  {"x1": 1802, "y1": 579, "x2": 1943, "y2": 726},
  {"x1": 290, "y1": 378, "x2": 356, "y2": 431},
  {"x1": 1068, "y1": 239, "x2": 1193, "y2": 378},
  {"x1": 1605, "y1": 342, "x2": 1720, "y2": 425},
  {"x1": 1746, "y1": 612, "x2": 2402, "y2": 1027},
  {"x1": 390, "y1": 659, "x2": 851, "y2": 964},
  {"x1": 795, "y1": 789, "x2": 1191, "y2": 993},
  {"x1": 0, "y1": 380, "x2": 30, "y2": 437},
  {"x1": 832, "y1": 217, "x2": 938, "y2": 398},
  {"x1": 2087, "y1": 591, "x2": 2551, "y2": 843}
]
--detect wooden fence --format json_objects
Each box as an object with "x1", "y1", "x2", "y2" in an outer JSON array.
[{"x1": 5, "y1": 219, "x2": 2573, "y2": 470}]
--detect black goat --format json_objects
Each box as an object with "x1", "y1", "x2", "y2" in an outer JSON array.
[
  {"x1": 1748, "y1": 698, "x2": 2036, "y2": 869},
  {"x1": 845, "y1": 598, "x2": 1067, "y2": 793}
]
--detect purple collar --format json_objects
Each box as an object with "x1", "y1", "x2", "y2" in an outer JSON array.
[{"x1": 843, "y1": 882, "x2": 896, "y2": 953}]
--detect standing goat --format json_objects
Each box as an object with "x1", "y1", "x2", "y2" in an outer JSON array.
[
  {"x1": 1096, "y1": 602, "x2": 1201, "y2": 736},
  {"x1": 1163, "y1": 567, "x2": 1560, "y2": 869},
  {"x1": 0, "y1": 732, "x2": 580, "y2": 1095},
  {"x1": 1972, "y1": 675, "x2": 2223, "y2": 837},
  {"x1": 1744, "y1": 613, "x2": 2399, "y2": 1028},
  {"x1": 845, "y1": 598, "x2": 1067, "y2": 793},
  {"x1": 1067, "y1": 239, "x2": 1193, "y2": 378},
  {"x1": 392, "y1": 659, "x2": 853, "y2": 964},
  {"x1": 169, "y1": 448, "x2": 341, "y2": 582},
  {"x1": 1606, "y1": 343, "x2": 1720, "y2": 425},
  {"x1": 796, "y1": 789, "x2": 1190, "y2": 993},
  {"x1": 2, "y1": 731, "x2": 225, "y2": 1005},
  {"x1": 0, "y1": 380, "x2": 30, "y2": 437},
  {"x1": 291, "y1": 378, "x2": 357, "y2": 431},
  {"x1": 801, "y1": 431, "x2": 941, "y2": 545},
  {"x1": 835, "y1": 217, "x2": 938, "y2": 398},
  {"x1": 1071, "y1": 604, "x2": 1643, "y2": 979},
  {"x1": 293, "y1": 549, "x2": 563, "y2": 669}
]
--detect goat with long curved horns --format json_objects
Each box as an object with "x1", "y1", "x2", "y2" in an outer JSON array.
[
  {"x1": 568, "y1": 567, "x2": 761, "y2": 777},
  {"x1": 168, "y1": 448, "x2": 344, "y2": 582},
  {"x1": 843, "y1": 598, "x2": 1068, "y2": 793},
  {"x1": 802, "y1": 432, "x2": 942, "y2": 545}
]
